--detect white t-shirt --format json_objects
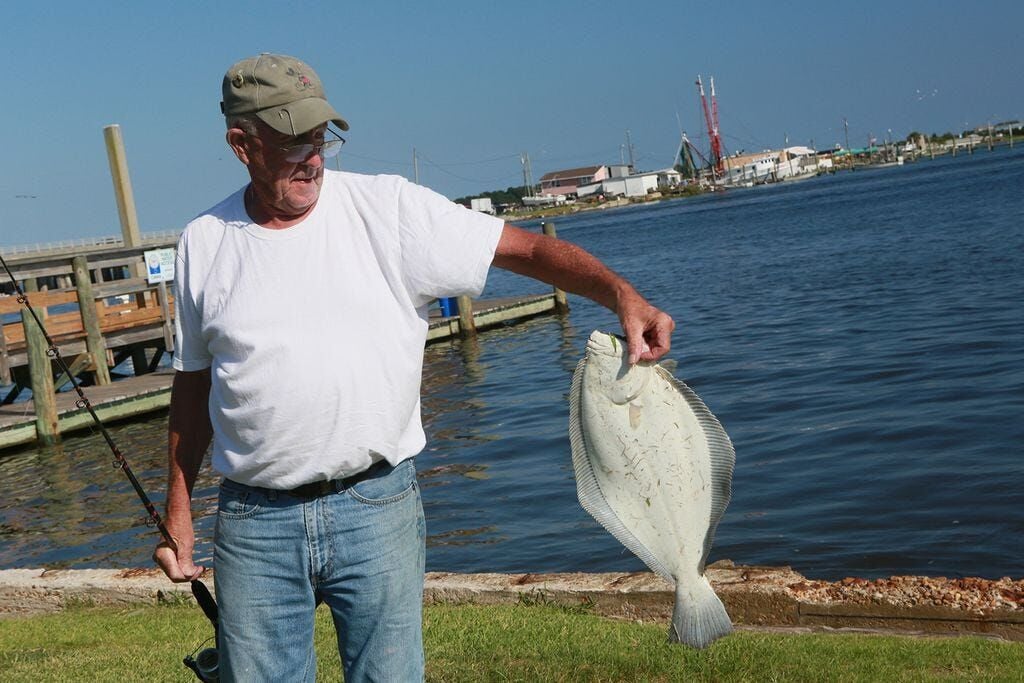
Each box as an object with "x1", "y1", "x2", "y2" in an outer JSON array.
[{"x1": 173, "y1": 170, "x2": 504, "y2": 488}]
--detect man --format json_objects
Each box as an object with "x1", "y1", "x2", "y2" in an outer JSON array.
[{"x1": 154, "y1": 53, "x2": 674, "y2": 681}]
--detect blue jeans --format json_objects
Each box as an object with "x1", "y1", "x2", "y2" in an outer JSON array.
[{"x1": 213, "y1": 459, "x2": 426, "y2": 682}]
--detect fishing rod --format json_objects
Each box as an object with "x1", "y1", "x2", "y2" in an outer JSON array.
[{"x1": 0, "y1": 252, "x2": 219, "y2": 681}]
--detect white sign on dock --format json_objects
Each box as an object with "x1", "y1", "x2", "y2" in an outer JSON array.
[{"x1": 144, "y1": 248, "x2": 175, "y2": 284}]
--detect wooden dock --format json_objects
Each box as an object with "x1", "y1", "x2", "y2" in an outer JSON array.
[
  {"x1": 0, "y1": 293, "x2": 562, "y2": 451},
  {"x1": 1, "y1": 221, "x2": 570, "y2": 450},
  {"x1": 0, "y1": 369, "x2": 175, "y2": 449}
]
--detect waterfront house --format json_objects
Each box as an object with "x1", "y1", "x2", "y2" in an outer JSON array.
[{"x1": 538, "y1": 166, "x2": 610, "y2": 197}]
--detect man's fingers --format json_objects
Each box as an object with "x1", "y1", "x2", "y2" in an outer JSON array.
[
  {"x1": 153, "y1": 543, "x2": 204, "y2": 583},
  {"x1": 642, "y1": 317, "x2": 675, "y2": 360}
]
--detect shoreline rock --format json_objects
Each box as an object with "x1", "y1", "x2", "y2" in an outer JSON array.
[{"x1": 2, "y1": 562, "x2": 1021, "y2": 641}]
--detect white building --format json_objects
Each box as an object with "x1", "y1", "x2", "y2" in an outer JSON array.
[
  {"x1": 576, "y1": 169, "x2": 682, "y2": 198},
  {"x1": 470, "y1": 197, "x2": 495, "y2": 214},
  {"x1": 722, "y1": 146, "x2": 829, "y2": 184}
]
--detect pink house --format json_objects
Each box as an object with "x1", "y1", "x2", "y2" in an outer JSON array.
[{"x1": 538, "y1": 165, "x2": 609, "y2": 197}]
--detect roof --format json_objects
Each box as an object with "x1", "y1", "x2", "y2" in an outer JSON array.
[{"x1": 540, "y1": 166, "x2": 604, "y2": 182}]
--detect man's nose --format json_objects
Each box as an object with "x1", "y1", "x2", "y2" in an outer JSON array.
[{"x1": 300, "y1": 147, "x2": 325, "y2": 167}]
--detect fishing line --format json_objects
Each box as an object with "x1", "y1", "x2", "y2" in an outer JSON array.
[{"x1": 0, "y1": 251, "x2": 218, "y2": 681}]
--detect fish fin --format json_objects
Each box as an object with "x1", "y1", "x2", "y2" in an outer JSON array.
[
  {"x1": 657, "y1": 358, "x2": 678, "y2": 374},
  {"x1": 628, "y1": 401, "x2": 642, "y2": 429},
  {"x1": 569, "y1": 357, "x2": 674, "y2": 581},
  {"x1": 669, "y1": 576, "x2": 732, "y2": 649},
  {"x1": 657, "y1": 367, "x2": 736, "y2": 573}
]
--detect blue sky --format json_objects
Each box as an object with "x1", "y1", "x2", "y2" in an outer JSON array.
[{"x1": 3, "y1": 1, "x2": 1022, "y2": 246}]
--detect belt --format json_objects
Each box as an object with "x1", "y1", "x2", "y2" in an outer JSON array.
[{"x1": 233, "y1": 460, "x2": 391, "y2": 501}]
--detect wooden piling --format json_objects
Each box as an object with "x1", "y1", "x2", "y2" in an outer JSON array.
[
  {"x1": 456, "y1": 295, "x2": 476, "y2": 338},
  {"x1": 20, "y1": 286, "x2": 59, "y2": 445},
  {"x1": 0, "y1": 323, "x2": 10, "y2": 385},
  {"x1": 156, "y1": 280, "x2": 174, "y2": 353},
  {"x1": 72, "y1": 256, "x2": 111, "y2": 386},
  {"x1": 541, "y1": 222, "x2": 570, "y2": 314},
  {"x1": 104, "y1": 124, "x2": 148, "y2": 306},
  {"x1": 103, "y1": 125, "x2": 142, "y2": 250}
]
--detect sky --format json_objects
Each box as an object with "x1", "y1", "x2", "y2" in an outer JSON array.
[{"x1": 2, "y1": 1, "x2": 1022, "y2": 247}]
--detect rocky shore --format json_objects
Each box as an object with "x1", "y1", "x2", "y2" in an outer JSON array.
[{"x1": 2, "y1": 561, "x2": 1021, "y2": 641}]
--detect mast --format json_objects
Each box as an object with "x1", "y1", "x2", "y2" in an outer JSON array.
[
  {"x1": 675, "y1": 133, "x2": 699, "y2": 180},
  {"x1": 520, "y1": 152, "x2": 535, "y2": 197},
  {"x1": 696, "y1": 75, "x2": 724, "y2": 176}
]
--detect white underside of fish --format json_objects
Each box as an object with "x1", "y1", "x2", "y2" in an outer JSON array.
[{"x1": 568, "y1": 331, "x2": 735, "y2": 648}]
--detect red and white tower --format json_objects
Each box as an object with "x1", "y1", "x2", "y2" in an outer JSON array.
[{"x1": 696, "y1": 75, "x2": 724, "y2": 174}]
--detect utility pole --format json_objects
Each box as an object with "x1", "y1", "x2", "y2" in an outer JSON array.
[
  {"x1": 413, "y1": 148, "x2": 419, "y2": 184},
  {"x1": 625, "y1": 129, "x2": 635, "y2": 171},
  {"x1": 843, "y1": 117, "x2": 851, "y2": 169}
]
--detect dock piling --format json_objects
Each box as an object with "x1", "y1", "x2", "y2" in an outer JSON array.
[
  {"x1": 103, "y1": 124, "x2": 148, "y2": 307},
  {"x1": 156, "y1": 280, "x2": 174, "y2": 353},
  {"x1": 541, "y1": 222, "x2": 570, "y2": 314},
  {"x1": 20, "y1": 282, "x2": 59, "y2": 445},
  {"x1": 0, "y1": 324, "x2": 10, "y2": 386},
  {"x1": 72, "y1": 256, "x2": 111, "y2": 386},
  {"x1": 456, "y1": 295, "x2": 477, "y2": 338}
]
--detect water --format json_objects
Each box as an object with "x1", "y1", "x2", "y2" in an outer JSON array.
[{"x1": 2, "y1": 149, "x2": 1022, "y2": 581}]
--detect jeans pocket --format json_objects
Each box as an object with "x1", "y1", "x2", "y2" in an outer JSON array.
[
  {"x1": 346, "y1": 459, "x2": 417, "y2": 506},
  {"x1": 218, "y1": 480, "x2": 264, "y2": 519}
]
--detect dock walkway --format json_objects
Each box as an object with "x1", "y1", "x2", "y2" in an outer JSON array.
[{"x1": 0, "y1": 293, "x2": 558, "y2": 450}]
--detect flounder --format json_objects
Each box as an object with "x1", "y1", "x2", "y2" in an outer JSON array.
[{"x1": 569, "y1": 330, "x2": 735, "y2": 648}]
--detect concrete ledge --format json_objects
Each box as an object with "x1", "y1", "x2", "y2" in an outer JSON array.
[{"x1": 2, "y1": 563, "x2": 1021, "y2": 641}]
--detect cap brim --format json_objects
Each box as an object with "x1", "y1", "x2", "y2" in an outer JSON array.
[{"x1": 255, "y1": 97, "x2": 349, "y2": 136}]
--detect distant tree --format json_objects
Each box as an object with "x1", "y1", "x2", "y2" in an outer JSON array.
[{"x1": 454, "y1": 185, "x2": 530, "y2": 209}]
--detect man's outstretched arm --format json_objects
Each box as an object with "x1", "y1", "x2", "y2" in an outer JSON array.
[{"x1": 492, "y1": 224, "x2": 675, "y2": 364}]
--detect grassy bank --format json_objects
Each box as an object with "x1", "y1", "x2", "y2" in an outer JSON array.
[{"x1": 1, "y1": 602, "x2": 1021, "y2": 681}]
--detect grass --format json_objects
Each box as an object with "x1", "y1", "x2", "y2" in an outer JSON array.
[{"x1": 0, "y1": 602, "x2": 1021, "y2": 682}]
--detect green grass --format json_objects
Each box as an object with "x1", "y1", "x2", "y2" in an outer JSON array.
[{"x1": 1, "y1": 603, "x2": 1021, "y2": 682}]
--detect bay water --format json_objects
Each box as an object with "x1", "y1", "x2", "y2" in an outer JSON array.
[{"x1": 2, "y1": 147, "x2": 1022, "y2": 581}]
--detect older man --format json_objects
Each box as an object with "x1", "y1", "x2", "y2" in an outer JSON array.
[{"x1": 154, "y1": 53, "x2": 673, "y2": 681}]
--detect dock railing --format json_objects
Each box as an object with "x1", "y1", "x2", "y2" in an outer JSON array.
[
  {"x1": 1, "y1": 248, "x2": 175, "y2": 444},
  {"x1": 0, "y1": 229, "x2": 181, "y2": 259}
]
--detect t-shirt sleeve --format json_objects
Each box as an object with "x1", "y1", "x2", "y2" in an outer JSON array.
[
  {"x1": 171, "y1": 231, "x2": 212, "y2": 372},
  {"x1": 397, "y1": 179, "x2": 504, "y2": 307}
]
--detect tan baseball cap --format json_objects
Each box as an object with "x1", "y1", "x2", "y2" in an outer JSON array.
[{"x1": 221, "y1": 53, "x2": 349, "y2": 136}]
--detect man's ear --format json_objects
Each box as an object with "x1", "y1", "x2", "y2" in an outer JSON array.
[{"x1": 226, "y1": 128, "x2": 251, "y2": 165}]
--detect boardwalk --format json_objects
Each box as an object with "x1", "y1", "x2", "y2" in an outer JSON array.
[
  {"x1": 0, "y1": 293, "x2": 559, "y2": 450},
  {"x1": 0, "y1": 369, "x2": 174, "y2": 449}
]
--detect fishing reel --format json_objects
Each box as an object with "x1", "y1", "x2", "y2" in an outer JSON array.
[
  {"x1": 184, "y1": 642, "x2": 219, "y2": 682},
  {"x1": 183, "y1": 579, "x2": 220, "y2": 682},
  {"x1": 186, "y1": 643, "x2": 222, "y2": 683}
]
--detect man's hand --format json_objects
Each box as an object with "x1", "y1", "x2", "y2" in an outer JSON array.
[
  {"x1": 153, "y1": 522, "x2": 204, "y2": 582},
  {"x1": 616, "y1": 287, "x2": 675, "y2": 365},
  {"x1": 493, "y1": 225, "x2": 677, "y2": 363}
]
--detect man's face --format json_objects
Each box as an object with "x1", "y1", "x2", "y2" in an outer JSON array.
[{"x1": 242, "y1": 122, "x2": 328, "y2": 222}]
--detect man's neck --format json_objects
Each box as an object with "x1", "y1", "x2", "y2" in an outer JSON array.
[{"x1": 244, "y1": 185, "x2": 315, "y2": 229}]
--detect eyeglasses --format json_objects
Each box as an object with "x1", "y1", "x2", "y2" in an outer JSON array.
[{"x1": 277, "y1": 129, "x2": 346, "y2": 163}]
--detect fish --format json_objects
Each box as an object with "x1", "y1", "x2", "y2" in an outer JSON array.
[{"x1": 568, "y1": 330, "x2": 735, "y2": 648}]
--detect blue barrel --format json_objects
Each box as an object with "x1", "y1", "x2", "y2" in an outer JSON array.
[{"x1": 438, "y1": 297, "x2": 457, "y2": 317}]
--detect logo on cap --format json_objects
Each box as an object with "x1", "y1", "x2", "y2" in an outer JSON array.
[{"x1": 286, "y1": 67, "x2": 314, "y2": 92}]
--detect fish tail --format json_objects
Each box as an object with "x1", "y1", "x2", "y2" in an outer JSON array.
[{"x1": 668, "y1": 576, "x2": 732, "y2": 649}]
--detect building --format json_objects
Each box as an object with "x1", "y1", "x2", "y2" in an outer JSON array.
[
  {"x1": 470, "y1": 197, "x2": 495, "y2": 214},
  {"x1": 538, "y1": 166, "x2": 610, "y2": 197},
  {"x1": 721, "y1": 146, "x2": 829, "y2": 184},
  {"x1": 576, "y1": 169, "x2": 683, "y2": 198}
]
